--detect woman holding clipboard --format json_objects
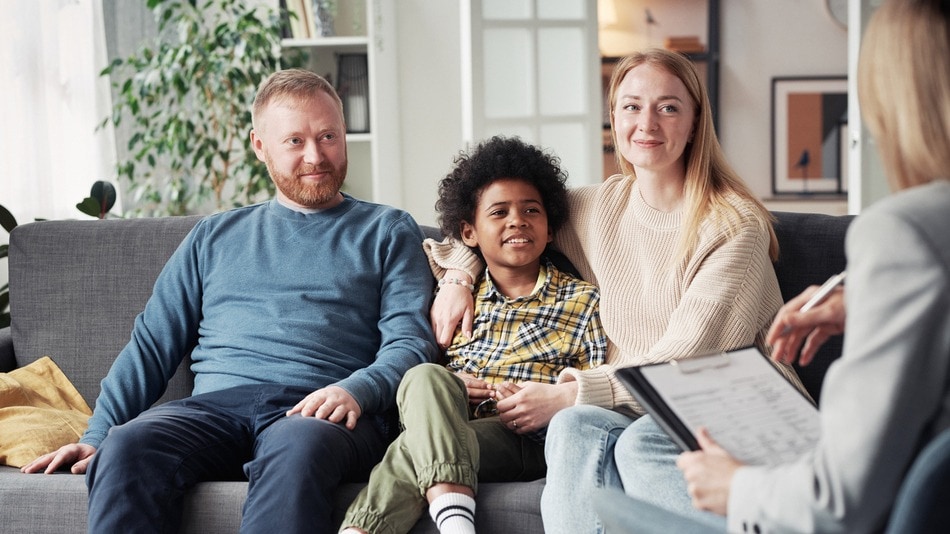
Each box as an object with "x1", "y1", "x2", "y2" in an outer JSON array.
[{"x1": 671, "y1": 1, "x2": 950, "y2": 532}]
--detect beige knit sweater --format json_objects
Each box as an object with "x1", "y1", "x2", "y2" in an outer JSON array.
[{"x1": 426, "y1": 175, "x2": 800, "y2": 414}]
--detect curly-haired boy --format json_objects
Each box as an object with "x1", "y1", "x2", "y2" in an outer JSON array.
[{"x1": 341, "y1": 136, "x2": 606, "y2": 534}]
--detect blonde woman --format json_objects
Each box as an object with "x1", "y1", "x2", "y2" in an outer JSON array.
[{"x1": 428, "y1": 48, "x2": 801, "y2": 532}]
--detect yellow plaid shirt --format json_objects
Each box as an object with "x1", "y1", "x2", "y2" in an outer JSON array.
[{"x1": 444, "y1": 260, "x2": 606, "y2": 384}]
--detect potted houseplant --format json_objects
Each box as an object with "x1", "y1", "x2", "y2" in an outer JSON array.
[{"x1": 102, "y1": 0, "x2": 304, "y2": 217}]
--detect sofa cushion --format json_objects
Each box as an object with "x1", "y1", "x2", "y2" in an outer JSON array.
[
  {"x1": 0, "y1": 356, "x2": 91, "y2": 467},
  {"x1": 0, "y1": 466, "x2": 543, "y2": 534}
]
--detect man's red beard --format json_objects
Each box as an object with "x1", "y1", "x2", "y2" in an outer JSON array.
[{"x1": 266, "y1": 155, "x2": 347, "y2": 208}]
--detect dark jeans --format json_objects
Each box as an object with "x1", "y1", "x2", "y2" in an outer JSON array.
[{"x1": 86, "y1": 384, "x2": 387, "y2": 534}]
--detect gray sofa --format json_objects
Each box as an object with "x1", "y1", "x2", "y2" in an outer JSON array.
[{"x1": 0, "y1": 211, "x2": 852, "y2": 533}]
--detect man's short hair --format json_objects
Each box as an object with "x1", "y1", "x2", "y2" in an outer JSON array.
[{"x1": 252, "y1": 69, "x2": 343, "y2": 129}]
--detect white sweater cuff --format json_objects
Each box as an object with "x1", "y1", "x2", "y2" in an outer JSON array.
[{"x1": 422, "y1": 237, "x2": 482, "y2": 281}]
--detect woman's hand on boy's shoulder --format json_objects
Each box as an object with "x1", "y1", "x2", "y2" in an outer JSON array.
[{"x1": 431, "y1": 277, "x2": 475, "y2": 348}]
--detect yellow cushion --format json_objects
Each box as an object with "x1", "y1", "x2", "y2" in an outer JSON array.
[{"x1": 0, "y1": 356, "x2": 92, "y2": 467}]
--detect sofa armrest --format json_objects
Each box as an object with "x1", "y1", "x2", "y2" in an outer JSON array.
[{"x1": 0, "y1": 327, "x2": 14, "y2": 372}]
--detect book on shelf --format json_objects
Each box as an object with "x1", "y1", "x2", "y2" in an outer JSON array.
[
  {"x1": 283, "y1": 0, "x2": 312, "y2": 39},
  {"x1": 300, "y1": 0, "x2": 316, "y2": 39}
]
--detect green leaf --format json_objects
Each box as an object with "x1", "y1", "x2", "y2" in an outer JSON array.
[
  {"x1": 76, "y1": 197, "x2": 102, "y2": 218},
  {"x1": 90, "y1": 180, "x2": 117, "y2": 214},
  {"x1": 0, "y1": 204, "x2": 18, "y2": 233},
  {"x1": 128, "y1": 131, "x2": 143, "y2": 150}
]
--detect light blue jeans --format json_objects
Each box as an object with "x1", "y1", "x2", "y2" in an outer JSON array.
[{"x1": 541, "y1": 405, "x2": 726, "y2": 533}]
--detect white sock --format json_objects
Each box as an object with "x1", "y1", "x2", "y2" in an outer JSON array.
[{"x1": 428, "y1": 492, "x2": 476, "y2": 534}]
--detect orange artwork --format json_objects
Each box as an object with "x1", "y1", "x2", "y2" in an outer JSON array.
[{"x1": 787, "y1": 93, "x2": 823, "y2": 180}]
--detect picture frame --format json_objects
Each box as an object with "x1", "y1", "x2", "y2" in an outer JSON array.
[{"x1": 771, "y1": 76, "x2": 848, "y2": 195}]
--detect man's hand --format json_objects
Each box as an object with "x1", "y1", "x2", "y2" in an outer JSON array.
[
  {"x1": 430, "y1": 270, "x2": 475, "y2": 349},
  {"x1": 767, "y1": 285, "x2": 846, "y2": 367},
  {"x1": 495, "y1": 381, "x2": 577, "y2": 433},
  {"x1": 676, "y1": 428, "x2": 742, "y2": 516},
  {"x1": 455, "y1": 372, "x2": 494, "y2": 404},
  {"x1": 20, "y1": 443, "x2": 97, "y2": 475},
  {"x1": 287, "y1": 385, "x2": 362, "y2": 430}
]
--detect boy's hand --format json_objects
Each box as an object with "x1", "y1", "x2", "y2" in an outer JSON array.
[{"x1": 455, "y1": 372, "x2": 494, "y2": 404}]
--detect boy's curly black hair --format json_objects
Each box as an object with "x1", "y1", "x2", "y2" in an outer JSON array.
[{"x1": 436, "y1": 136, "x2": 570, "y2": 240}]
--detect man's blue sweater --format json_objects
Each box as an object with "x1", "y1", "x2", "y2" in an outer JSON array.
[{"x1": 81, "y1": 196, "x2": 439, "y2": 448}]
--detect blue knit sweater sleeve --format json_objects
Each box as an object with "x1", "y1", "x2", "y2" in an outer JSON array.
[{"x1": 331, "y1": 210, "x2": 441, "y2": 413}]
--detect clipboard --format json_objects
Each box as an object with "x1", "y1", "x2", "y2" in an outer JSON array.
[{"x1": 617, "y1": 346, "x2": 820, "y2": 466}]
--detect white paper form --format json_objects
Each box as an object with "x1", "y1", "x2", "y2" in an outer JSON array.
[{"x1": 641, "y1": 347, "x2": 820, "y2": 466}]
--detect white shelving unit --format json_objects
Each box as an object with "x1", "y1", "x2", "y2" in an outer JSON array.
[{"x1": 279, "y1": 0, "x2": 401, "y2": 206}]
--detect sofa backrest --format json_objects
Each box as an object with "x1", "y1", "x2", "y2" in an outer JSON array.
[
  {"x1": 8, "y1": 216, "x2": 203, "y2": 406},
  {"x1": 7, "y1": 213, "x2": 853, "y2": 409},
  {"x1": 771, "y1": 211, "x2": 853, "y2": 405},
  {"x1": 7, "y1": 219, "x2": 440, "y2": 408}
]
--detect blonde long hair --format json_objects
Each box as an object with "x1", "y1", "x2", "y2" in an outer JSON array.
[
  {"x1": 607, "y1": 49, "x2": 778, "y2": 262},
  {"x1": 858, "y1": 0, "x2": 950, "y2": 191}
]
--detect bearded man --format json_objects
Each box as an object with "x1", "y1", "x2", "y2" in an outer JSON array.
[{"x1": 21, "y1": 69, "x2": 439, "y2": 534}]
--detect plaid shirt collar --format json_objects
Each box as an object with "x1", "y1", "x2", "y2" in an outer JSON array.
[{"x1": 478, "y1": 259, "x2": 556, "y2": 306}]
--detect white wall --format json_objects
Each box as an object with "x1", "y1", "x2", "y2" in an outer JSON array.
[
  {"x1": 393, "y1": 1, "x2": 465, "y2": 227},
  {"x1": 391, "y1": 0, "x2": 850, "y2": 226}
]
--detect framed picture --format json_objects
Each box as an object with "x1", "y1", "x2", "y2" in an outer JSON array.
[{"x1": 771, "y1": 76, "x2": 848, "y2": 195}]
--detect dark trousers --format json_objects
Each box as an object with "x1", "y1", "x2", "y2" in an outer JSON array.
[{"x1": 85, "y1": 384, "x2": 387, "y2": 534}]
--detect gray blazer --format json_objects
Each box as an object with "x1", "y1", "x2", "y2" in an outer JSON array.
[{"x1": 728, "y1": 180, "x2": 950, "y2": 534}]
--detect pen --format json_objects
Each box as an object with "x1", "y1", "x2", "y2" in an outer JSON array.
[{"x1": 799, "y1": 271, "x2": 847, "y2": 313}]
